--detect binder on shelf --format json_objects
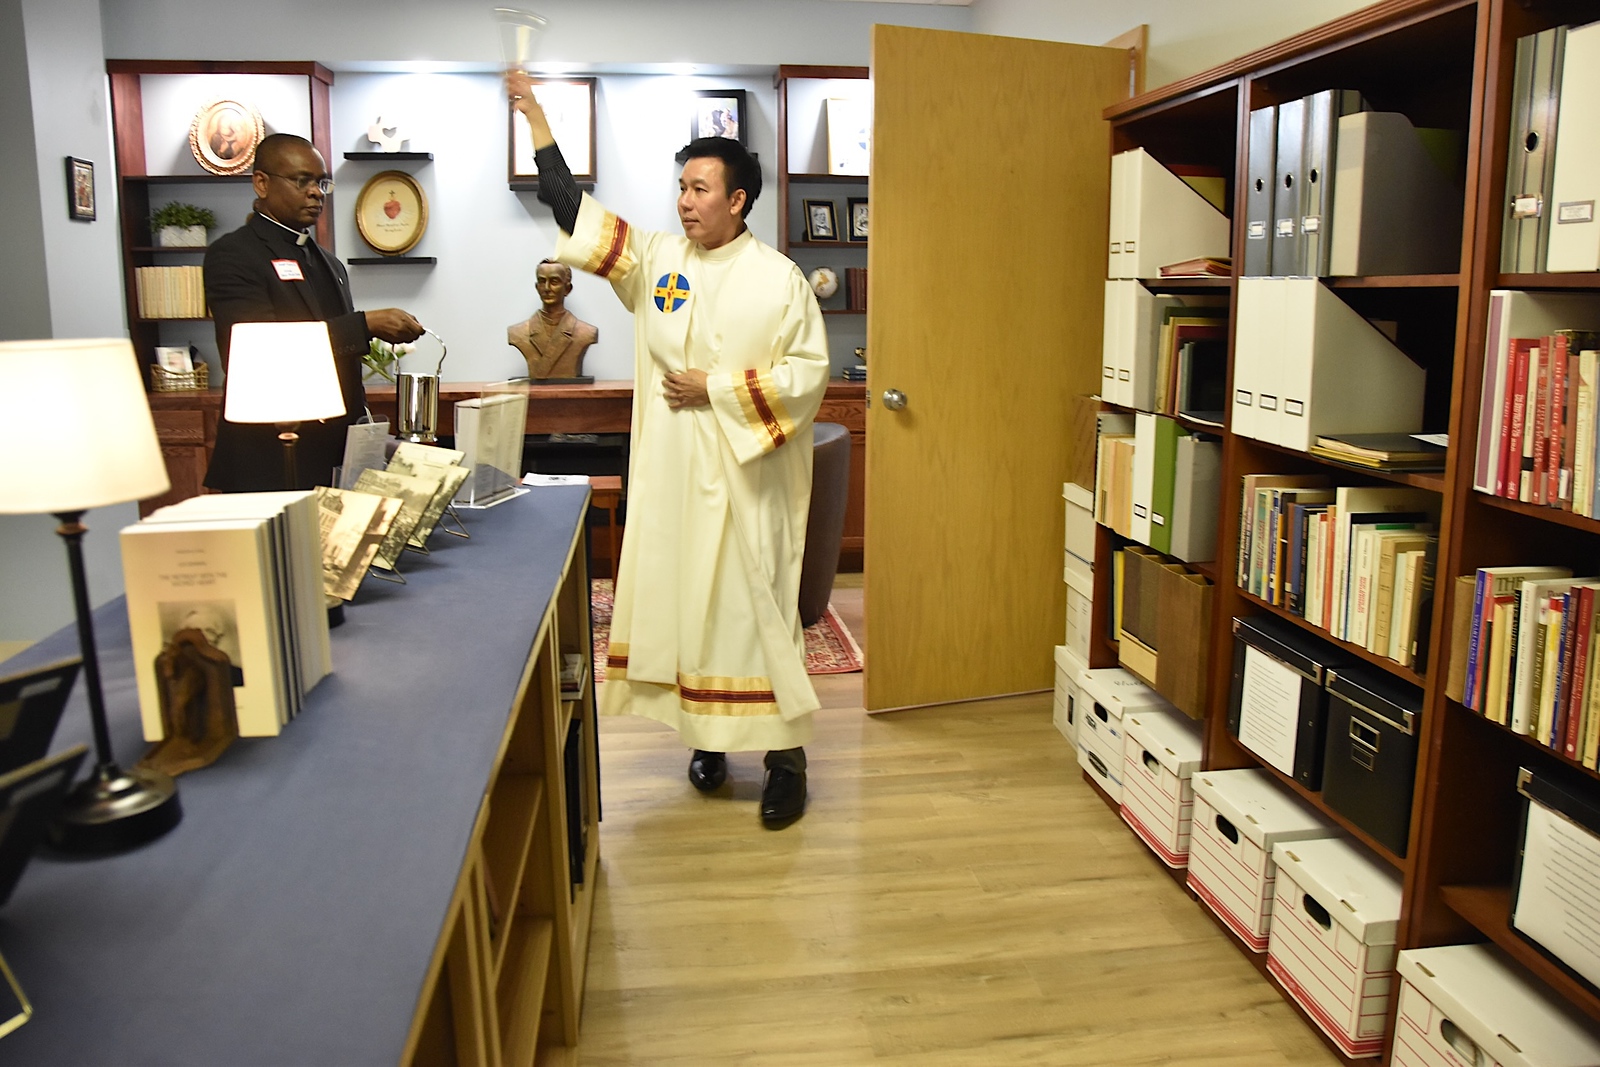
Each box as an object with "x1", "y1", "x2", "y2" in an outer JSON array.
[
  {"x1": 1501, "y1": 26, "x2": 1568, "y2": 274},
  {"x1": 1131, "y1": 412, "x2": 1157, "y2": 546},
  {"x1": 1328, "y1": 111, "x2": 1463, "y2": 277},
  {"x1": 1271, "y1": 96, "x2": 1305, "y2": 279},
  {"x1": 1147, "y1": 416, "x2": 1183, "y2": 555},
  {"x1": 1321, "y1": 666, "x2": 1423, "y2": 857},
  {"x1": 1244, "y1": 104, "x2": 1277, "y2": 277},
  {"x1": 1546, "y1": 20, "x2": 1600, "y2": 272},
  {"x1": 1299, "y1": 89, "x2": 1367, "y2": 277},
  {"x1": 1169, "y1": 433, "x2": 1221, "y2": 563},
  {"x1": 1106, "y1": 147, "x2": 1230, "y2": 281},
  {"x1": 1229, "y1": 614, "x2": 1352, "y2": 789},
  {"x1": 1233, "y1": 278, "x2": 1425, "y2": 453},
  {"x1": 1475, "y1": 290, "x2": 1600, "y2": 496},
  {"x1": 1511, "y1": 766, "x2": 1600, "y2": 996},
  {"x1": 1101, "y1": 281, "x2": 1180, "y2": 409}
]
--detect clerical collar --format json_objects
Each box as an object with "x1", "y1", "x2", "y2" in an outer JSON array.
[
  {"x1": 698, "y1": 227, "x2": 752, "y2": 261},
  {"x1": 256, "y1": 210, "x2": 311, "y2": 246}
]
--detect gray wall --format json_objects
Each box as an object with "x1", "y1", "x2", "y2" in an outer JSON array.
[{"x1": 1, "y1": 0, "x2": 137, "y2": 646}]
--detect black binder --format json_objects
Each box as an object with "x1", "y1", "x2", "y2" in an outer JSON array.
[
  {"x1": 1244, "y1": 104, "x2": 1277, "y2": 277},
  {"x1": 1229, "y1": 615, "x2": 1350, "y2": 789},
  {"x1": 1321, "y1": 665, "x2": 1422, "y2": 856},
  {"x1": 1299, "y1": 89, "x2": 1366, "y2": 276}
]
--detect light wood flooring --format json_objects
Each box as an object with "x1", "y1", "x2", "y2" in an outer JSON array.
[{"x1": 579, "y1": 577, "x2": 1342, "y2": 1066}]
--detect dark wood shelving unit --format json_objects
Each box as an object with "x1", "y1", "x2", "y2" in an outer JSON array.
[
  {"x1": 1084, "y1": 2, "x2": 1600, "y2": 1059},
  {"x1": 791, "y1": 240, "x2": 868, "y2": 249},
  {"x1": 1452, "y1": 696, "x2": 1600, "y2": 783},
  {"x1": 787, "y1": 171, "x2": 869, "y2": 183},
  {"x1": 124, "y1": 174, "x2": 254, "y2": 185},
  {"x1": 820, "y1": 309, "x2": 864, "y2": 316},
  {"x1": 346, "y1": 256, "x2": 438, "y2": 266},
  {"x1": 130, "y1": 245, "x2": 209, "y2": 253}
]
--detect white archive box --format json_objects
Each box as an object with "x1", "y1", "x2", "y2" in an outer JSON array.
[
  {"x1": 1077, "y1": 667, "x2": 1174, "y2": 804},
  {"x1": 1186, "y1": 769, "x2": 1338, "y2": 952},
  {"x1": 1268, "y1": 837, "x2": 1404, "y2": 1059},
  {"x1": 1063, "y1": 482, "x2": 1096, "y2": 567},
  {"x1": 1392, "y1": 943, "x2": 1600, "y2": 1067},
  {"x1": 1119, "y1": 707, "x2": 1203, "y2": 868},
  {"x1": 1063, "y1": 532, "x2": 1093, "y2": 661},
  {"x1": 1053, "y1": 645, "x2": 1087, "y2": 750}
]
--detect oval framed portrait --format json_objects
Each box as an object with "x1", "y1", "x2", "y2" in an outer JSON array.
[
  {"x1": 189, "y1": 98, "x2": 264, "y2": 176},
  {"x1": 355, "y1": 170, "x2": 428, "y2": 256}
]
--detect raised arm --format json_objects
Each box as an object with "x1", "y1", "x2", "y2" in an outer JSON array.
[{"x1": 507, "y1": 71, "x2": 582, "y2": 234}]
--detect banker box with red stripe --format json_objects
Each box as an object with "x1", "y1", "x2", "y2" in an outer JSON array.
[
  {"x1": 1267, "y1": 837, "x2": 1402, "y2": 1059},
  {"x1": 1186, "y1": 768, "x2": 1338, "y2": 951},
  {"x1": 1118, "y1": 707, "x2": 1202, "y2": 867},
  {"x1": 1391, "y1": 943, "x2": 1600, "y2": 1067}
]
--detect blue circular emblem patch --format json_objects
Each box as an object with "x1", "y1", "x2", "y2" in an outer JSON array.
[{"x1": 653, "y1": 272, "x2": 691, "y2": 313}]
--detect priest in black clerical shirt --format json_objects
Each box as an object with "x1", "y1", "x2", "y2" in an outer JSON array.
[{"x1": 202, "y1": 133, "x2": 424, "y2": 492}]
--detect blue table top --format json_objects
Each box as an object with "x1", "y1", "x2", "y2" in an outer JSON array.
[{"x1": 0, "y1": 486, "x2": 589, "y2": 1066}]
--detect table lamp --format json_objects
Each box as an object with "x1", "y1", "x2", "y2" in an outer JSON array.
[
  {"x1": 223, "y1": 321, "x2": 346, "y2": 489},
  {"x1": 0, "y1": 337, "x2": 182, "y2": 852}
]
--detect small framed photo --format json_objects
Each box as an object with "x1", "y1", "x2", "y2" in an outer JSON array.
[
  {"x1": 803, "y1": 199, "x2": 837, "y2": 242},
  {"x1": 847, "y1": 197, "x2": 869, "y2": 242},
  {"x1": 691, "y1": 89, "x2": 747, "y2": 146},
  {"x1": 355, "y1": 170, "x2": 429, "y2": 256},
  {"x1": 188, "y1": 98, "x2": 265, "y2": 176},
  {"x1": 509, "y1": 78, "x2": 597, "y2": 188},
  {"x1": 65, "y1": 157, "x2": 95, "y2": 221}
]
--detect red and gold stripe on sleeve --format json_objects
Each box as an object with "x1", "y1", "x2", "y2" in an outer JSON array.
[
  {"x1": 733, "y1": 369, "x2": 795, "y2": 452},
  {"x1": 582, "y1": 212, "x2": 636, "y2": 280},
  {"x1": 676, "y1": 671, "x2": 780, "y2": 717}
]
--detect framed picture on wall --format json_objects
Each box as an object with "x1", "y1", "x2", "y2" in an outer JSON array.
[
  {"x1": 690, "y1": 89, "x2": 747, "y2": 146},
  {"x1": 847, "y1": 197, "x2": 868, "y2": 242},
  {"x1": 803, "y1": 199, "x2": 837, "y2": 242},
  {"x1": 509, "y1": 77, "x2": 597, "y2": 189},
  {"x1": 65, "y1": 157, "x2": 95, "y2": 221},
  {"x1": 189, "y1": 98, "x2": 265, "y2": 176}
]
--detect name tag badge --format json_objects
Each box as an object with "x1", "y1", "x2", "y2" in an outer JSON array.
[{"x1": 272, "y1": 259, "x2": 305, "y2": 282}]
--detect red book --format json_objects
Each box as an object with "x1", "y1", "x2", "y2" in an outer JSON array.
[
  {"x1": 1503, "y1": 339, "x2": 1534, "y2": 499},
  {"x1": 1531, "y1": 340, "x2": 1552, "y2": 504},
  {"x1": 1548, "y1": 335, "x2": 1572, "y2": 506},
  {"x1": 1565, "y1": 585, "x2": 1596, "y2": 759}
]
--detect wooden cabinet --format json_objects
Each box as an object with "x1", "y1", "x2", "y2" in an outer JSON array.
[{"x1": 1091, "y1": 0, "x2": 1600, "y2": 1055}]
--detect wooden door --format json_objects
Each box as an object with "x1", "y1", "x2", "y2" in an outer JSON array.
[{"x1": 865, "y1": 27, "x2": 1129, "y2": 711}]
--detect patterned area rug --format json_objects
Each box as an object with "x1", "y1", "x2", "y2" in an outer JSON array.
[{"x1": 590, "y1": 579, "x2": 863, "y2": 681}]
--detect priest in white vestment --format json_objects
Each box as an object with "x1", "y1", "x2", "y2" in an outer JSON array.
[{"x1": 509, "y1": 74, "x2": 831, "y2": 827}]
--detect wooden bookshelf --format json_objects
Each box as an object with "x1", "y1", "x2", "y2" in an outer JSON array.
[{"x1": 1087, "y1": 0, "x2": 1600, "y2": 1058}]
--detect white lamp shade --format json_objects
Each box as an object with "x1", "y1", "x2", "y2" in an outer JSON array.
[
  {"x1": 0, "y1": 337, "x2": 171, "y2": 513},
  {"x1": 223, "y1": 321, "x2": 346, "y2": 425}
]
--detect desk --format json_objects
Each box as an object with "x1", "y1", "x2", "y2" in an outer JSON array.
[
  {"x1": 148, "y1": 380, "x2": 867, "y2": 568},
  {"x1": 0, "y1": 487, "x2": 598, "y2": 1065}
]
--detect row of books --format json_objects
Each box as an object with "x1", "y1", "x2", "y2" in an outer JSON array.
[
  {"x1": 122, "y1": 491, "x2": 331, "y2": 740},
  {"x1": 843, "y1": 267, "x2": 868, "y2": 311},
  {"x1": 1501, "y1": 20, "x2": 1600, "y2": 274},
  {"x1": 1235, "y1": 478, "x2": 1438, "y2": 668},
  {"x1": 1095, "y1": 411, "x2": 1219, "y2": 563},
  {"x1": 1245, "y1": 92, "x2": 1460, "y2": 278},
  {"x1": 1473, "y1": 290, "x2": 1600, "y2": 510},
  {"x1": 134, "y1": 265, "x2": 207, "y2": 320},
  {"x1": 1099, "y1": 281, "x2": 1226, "y2": 413},
  {"x1": 1449, "y1": 566, "x2": 1600, "y2": 768}
]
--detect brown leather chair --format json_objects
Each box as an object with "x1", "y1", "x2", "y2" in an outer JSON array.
[{"x1": 798, "y1": 422, "x2": 851, "y2": 628}]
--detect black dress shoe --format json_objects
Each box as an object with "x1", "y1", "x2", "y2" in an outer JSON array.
[
  {"x1": 688, "y1": 750, "x2": 727, "y2": 792},
  {"x1": 760, "y1": 766, "x2": 806, "y2": 828}
]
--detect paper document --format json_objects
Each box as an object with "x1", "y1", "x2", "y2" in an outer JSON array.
[
  {"x1": 1513, "y1": 800, "x2": 1600, "y2": 989},
  {"x1": 522, "y1": 473, "x2": 589, "y2": 486},
  {"x1": 1237, "y1": 645, "x2": 1303, "y2": 777}
]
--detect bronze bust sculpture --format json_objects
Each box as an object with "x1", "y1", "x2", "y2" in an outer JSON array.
[{"x1": 508, "y1": 259, "x2": 598, "y2": 383}]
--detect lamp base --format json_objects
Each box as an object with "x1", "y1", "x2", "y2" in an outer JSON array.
[{"x1": 48, "y1": 763, "x2": 182, "y2": 853}]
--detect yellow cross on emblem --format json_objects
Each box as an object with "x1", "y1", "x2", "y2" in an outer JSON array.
[{"x1": 653, "y1": 272, "x2": 691, "y2": 313}]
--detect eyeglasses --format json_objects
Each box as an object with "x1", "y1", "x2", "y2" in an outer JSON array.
[{"x1": 259, "y1": 171, "x2": 335, "y2": 195}]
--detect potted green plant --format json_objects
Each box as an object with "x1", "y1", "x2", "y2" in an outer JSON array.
[{"x1": 150, "y1": 202, "x2": 217, "y2": 247}]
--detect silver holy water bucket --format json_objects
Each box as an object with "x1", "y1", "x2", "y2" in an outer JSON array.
[{"x1": 396, "y1": 372, "x2": 440, "y2": 443}]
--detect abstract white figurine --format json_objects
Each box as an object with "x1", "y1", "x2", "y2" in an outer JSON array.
[{"x1": 366, "y1": 116, "x2": 406, "y2": 152}]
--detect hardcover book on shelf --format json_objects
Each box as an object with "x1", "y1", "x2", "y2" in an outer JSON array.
[{"x1": 1158, "y1": 256, "x2": 1230, "y2": 277}]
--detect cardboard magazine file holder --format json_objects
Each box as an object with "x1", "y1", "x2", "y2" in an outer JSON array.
[
  {"x1": 1229, "y1": 614, "x2": 1353, "y2": 790},
  {"x1": 1119, "y1": 706, "x2": 1203, "y2": 867},
  {"x1": 1391, "y1": 944, "x2": 1600, "y2": 1067},
  {"x1": 1118, "y1": 545, "x2": 1165, "y2": 683},
  {"x1": 1267, "y1": 837, "x2": 1403, "y2": 1059},
  {"x1": 1510, "y1": 767, "x2": 1600, "y2": 997},
  {"x1": 1187, "y1": 769, "x2": 1339, "y2": 951},
  {"x1": 1155, "y1": 562, "x2": 1212, "y2": 719},
  {"x1": 1321, "y1": 666, "x2": 1423, "y2": 858},
  {"x1": 1076, "y1": 667, "x2": 1174, "y2": 804},
  {"x1": 1053, "y1": 645, "x2": 1088, "y2": 751}
]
